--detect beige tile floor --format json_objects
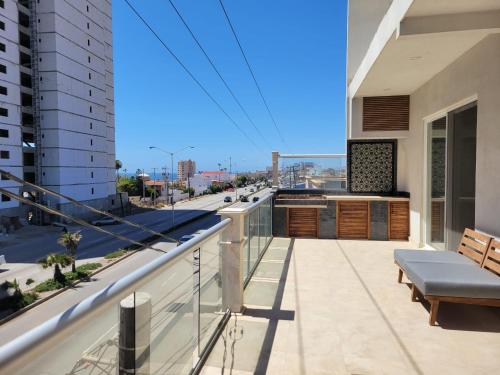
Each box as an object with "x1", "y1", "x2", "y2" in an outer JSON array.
[{"x1": 202, "y1": 237, "x2": 500, "y2": 375}]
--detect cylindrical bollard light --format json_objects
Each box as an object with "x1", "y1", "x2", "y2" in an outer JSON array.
[{"x1": 119, "y1": 292, "x2": 152, "y2": 375}]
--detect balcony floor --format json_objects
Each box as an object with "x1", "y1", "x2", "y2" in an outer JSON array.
[{"x1": 202, "y1": 238, "x2": 500, "y2": 374}]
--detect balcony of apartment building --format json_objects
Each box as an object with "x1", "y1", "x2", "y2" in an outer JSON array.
[{"x1": 0, "y1": 151, "x2": 498, "y2": 375}]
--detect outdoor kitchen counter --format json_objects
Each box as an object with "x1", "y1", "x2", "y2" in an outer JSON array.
[
  {"x1": 273, "y1": 192, "x2": 410, "y2": 241},
  {"x1": 324, "y1": 195, "x2": 409, "y2": 201}
]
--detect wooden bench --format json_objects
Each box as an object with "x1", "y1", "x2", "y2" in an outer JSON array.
[{"x1": 395, "y1": 229, "x2": 500, "y2": 325}]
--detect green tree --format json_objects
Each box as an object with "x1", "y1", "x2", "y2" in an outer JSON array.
[
  {"x1": 117, "y1": 176, "x2": 141, "y2": 195},
  {"x1": 39, "y1": 253, "x2": 73, "y2": 284},
  {"x1": 235, "y1": 175, "x2": 248, "y2": 187},
  {"x1": 58, "y1": 231, "x2": 82, "y2": 273},
  {"x1": 115, "y1": 159, "x2": 123, "y2": 180},
  {"x1": 182, "y1": 187, "x2": 195, "y2": 197},
  {"x1": 208, "y1": 184, "x2": 223, "y2": 194}
]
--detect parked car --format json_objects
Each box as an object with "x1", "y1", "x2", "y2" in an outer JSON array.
[
  {"x1": 91, "y1": 217, "x2": 119, "y2": 226},
  {"x1": 224, "y1": 196, "x2": 232, "y2": 203},
  {"x1": 252, "y1": 196, "x2": 259, "y2": 203},
  {"x1": 240, "y1": 196, "x2": 249, "y2": 202},
  {"x1": 249, "y1": 188, "x2": 255, "y2": 193}
]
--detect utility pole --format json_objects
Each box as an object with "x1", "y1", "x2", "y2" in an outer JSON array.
[
  {"x1": 170, "y1": 153, "x2": 174, "y2": 226},
  {"x1": 162, "y1": 167, "x2": 167, "y2": 200},
  {"x1": 142, "y1": 168, "x2": 145, "y2": 201},
  {"x1": 149, "y1": 146, "x2": 194, "y2": 227},
  {"x1": 187, "y1": 167, "x2": 191, "y2": 201}
]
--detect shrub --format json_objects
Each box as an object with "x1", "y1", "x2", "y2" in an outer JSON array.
[
  {"x1": 32, "y1": 262, "x2": 102, "y2": 293},
  {"x1": 33, "y1": 279, "x2": 65, "y2": 293},
  {"x1": 104, "y1": 249, "x2": 127, "y2": 260},
  {"x1": 0, "y1": 291, "x2": 39, "y2": 311},
  {"x1": 76, "y1": 262, "x2": 102, "y2": 272},
  {"x1": 26, "y1": 278, "x2": 35, "y2": 286}
]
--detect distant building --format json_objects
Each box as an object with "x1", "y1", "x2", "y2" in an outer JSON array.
[
  {"x1": 177, "y1": 160, "x2": 196, "y2": 181},
  {"x1": 0, "y1": 1, "x2": 116, "y2": 221},
  {"x1": 200, "y1": 171, "x2": 233, "y2": 183}
]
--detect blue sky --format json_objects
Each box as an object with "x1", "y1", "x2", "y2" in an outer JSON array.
[{"x1": 113, "y1": 0, "x2": 347, "y2": 174}]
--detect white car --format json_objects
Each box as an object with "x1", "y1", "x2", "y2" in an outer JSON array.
[{"x1": 91, "y1": 217, "x2": 119, "y2": 226}]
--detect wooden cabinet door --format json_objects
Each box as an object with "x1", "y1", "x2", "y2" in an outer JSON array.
[
  {"x1": 389, "y1": 201, "x2": 409, "y2": 240},
  {"x1": 288, "y1": 208, "x2": 318, "y2": 238},
  {"x1": 337, "y1": 201, "x2": 369, "y2": 239}
]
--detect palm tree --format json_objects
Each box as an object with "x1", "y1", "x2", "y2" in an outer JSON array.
[
  {"x1": 39, "y1": 253, "x2": 73, "y2": 284},
  {"x1": 57, "y1": 231, "x2": 82, "y2": 273},
  {"x1": 115, "y1": 159, "x2": 123, "y2": 180}
]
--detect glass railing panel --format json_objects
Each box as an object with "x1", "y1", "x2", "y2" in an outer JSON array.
[
  {"x1": 249, "y1": 208, "x2": 259, "y2": 271},
  {"x1": 278, "y1": 156, "x2": 347, "y2": 190},
  {"x1": 243, "y1": 214, "x2": 249, "y2": 282},
  {"x1": 259, "y1": 204, "x2": 267, "y2": 255},
  {"x1": 198, "y1": 231, "x2": 223, "y2": 352},
  {"x1": 134, "y1": 251, "x2": 196, "y2": 374},
  {"x1": 13, "y1": 303, "x2": 121, "y2": 375}
]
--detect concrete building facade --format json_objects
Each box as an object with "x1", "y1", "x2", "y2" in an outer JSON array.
[
  {"x1": 0, "y1": 0, "x2": 116, "y2": 221},
  {"x1": 177, "y1": 159, "x2": 196, "y2": 182},
  {"x1": 346, "y1": 0, "x2": 500, "y2": 248}
]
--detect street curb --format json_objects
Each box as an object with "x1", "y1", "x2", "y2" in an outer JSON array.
[{"x1": 0, "y1": 209, "x2": 218, "y2": 326}]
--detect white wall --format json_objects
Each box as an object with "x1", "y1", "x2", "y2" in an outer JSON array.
[
  {"x1": 405, "y1": 34, "x2": 500, "y2": 243},
  {"x1": 347, "y1": 0, "x2": 393, "y2": 84},
  {"x1": 0, "y1": 0, "x2": 21, "y2": 210}
]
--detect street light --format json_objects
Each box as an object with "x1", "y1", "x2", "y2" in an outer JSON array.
[{"x1": 149, "y1": 145, "x2": 194, "y2": 226}]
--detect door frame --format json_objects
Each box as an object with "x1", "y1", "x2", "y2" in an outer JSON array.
[{"x1": 422, "y1": 96, "x2": 478, "y2": 249}]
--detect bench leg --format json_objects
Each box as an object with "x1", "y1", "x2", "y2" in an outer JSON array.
[
  {"x1": 429, "y1": 299, "x2": 440, "y2": 326},
  {"x1": 397, "y1": 268, "x2": 403, "y2": 283},
  {"x1": 411, "y1": 285, "x2": 419, "y2": 302}
]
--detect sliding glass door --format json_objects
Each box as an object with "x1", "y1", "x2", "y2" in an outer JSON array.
[
  {"x1": 427, "y1": 117, "x2": 447, "y2": 250},
  {"x1": 426, "y1": 103, "x2": 477, "y2": 251}
]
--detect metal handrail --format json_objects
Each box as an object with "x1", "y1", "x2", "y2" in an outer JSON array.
[
  {"x1": 0, "y1": 218, "x2": 232, "y2": 373},
  {"x1": 278, "y1": 153, "x2": 346, "y2": 158}
]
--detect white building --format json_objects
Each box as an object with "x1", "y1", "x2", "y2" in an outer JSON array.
[
  {"x1": 347, "y1": 0, "x2": 500, "y2": 249},
  {"x1": 0, "y1": 0, "x2": 116, "y2": 221},
  {"x1": 188, "y1": 174, "x2": 211, "y2": 195}
]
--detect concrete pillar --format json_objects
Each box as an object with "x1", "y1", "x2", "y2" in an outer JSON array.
[
  {"x1": 272, "y1": 151, "x2": 279, "y2": 188},
  {"x1": 119, "y1": 292, "x2": 151, "y2": 375},
  {"x1": 219, "y1": 210, "x2": 246, "y2": 313}
]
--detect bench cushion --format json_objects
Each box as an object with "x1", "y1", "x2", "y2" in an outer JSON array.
[
  {"x1": 394, "y1": 249, "x2": 476, "y2": 272},
  {"x1": 404, "y1": 262, "x2": 500, "y2": 299}
]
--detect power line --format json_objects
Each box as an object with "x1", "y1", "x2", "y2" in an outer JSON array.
[
  {"x1": 0, "y1": 187, "x2": 167, "y2": 252},
  {"x1": 123, "y1": 0, "x2": 261, "y2": 151},
  {"x1": 217, "y1": 0, "x2": 287, "y2": 146},
  {"x1": 166, "y1": 0, "x2": 273, "y2": 150},
  {"x1": 0, "y1": 169, "x2": 178, "y2": 243}
]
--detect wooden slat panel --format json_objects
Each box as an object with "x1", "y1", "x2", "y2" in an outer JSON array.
[
  {"x1": 481, "y1": 239, "x2": 500, "y2": 275},
  {"x1": 431, "y1": 201, "x2": 444, "y2": 242},
  {"x1": 338, "y1": 201, "x2": 368, "y2": 239},
  {"x1": 457, "y1": 229, "x2": 491, "y2": 264},
  {"x1": 363, "y1": 95, "x2": 409, "y2": 131},
  {"x1": 288, "y1": 208, "x2": 318, "y2": 238},
  {"x1": 389, "y1": 201, "x2": 409, "y2": 240}
]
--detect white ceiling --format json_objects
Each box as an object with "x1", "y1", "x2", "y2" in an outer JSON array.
[{"x1": 355, "y1": 29, "x2": 494, "y2": 97}]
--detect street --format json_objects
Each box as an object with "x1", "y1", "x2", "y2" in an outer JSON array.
[
  {"x1": 0, "y1": 186, "x2": 270, "y2": 345},
  {"x1": 0, "y1": 185, "x2": 266, "y2": 287}
]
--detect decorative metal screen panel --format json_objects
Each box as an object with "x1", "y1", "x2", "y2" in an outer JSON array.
[{"x1": 347, "y1": 140, "x2": 397, "y2": 193}]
